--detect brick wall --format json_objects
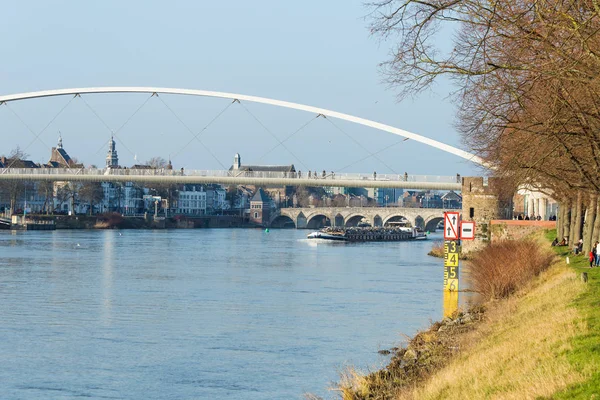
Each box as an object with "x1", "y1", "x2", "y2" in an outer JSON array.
[{"x1": 461, "y1": 177, "x2": 514, "y2": 253}]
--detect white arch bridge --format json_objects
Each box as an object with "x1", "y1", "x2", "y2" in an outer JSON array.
[
  {"x1": 0, "y1": 86, "x2": 485, "y2": 166},
  {"x1": 272, "y1": 207, "x2": 448, "y2": 230}
]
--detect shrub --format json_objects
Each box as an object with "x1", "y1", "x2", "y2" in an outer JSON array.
[
  {"x1": 95, "y1": 212, "x2": 124, "y2": 229},
  {"x1": 468, "y1": 239, "x2": 555, "y2": 300},
  {"x1": 428, "y1": 241, "x2": 445, "y2": 258}
]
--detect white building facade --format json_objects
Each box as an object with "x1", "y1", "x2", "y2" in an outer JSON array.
[{"x1": 177, "y1": 186, "x2": 207, "y2": 215}]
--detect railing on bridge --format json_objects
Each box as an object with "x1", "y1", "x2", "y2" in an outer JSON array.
[{"x1": 0, "y1": 167, "x2": 461, "y2": 184}]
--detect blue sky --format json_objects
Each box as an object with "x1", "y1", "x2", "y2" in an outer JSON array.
[{"x1": 0, "y1": 0, "x2": 481, "y2": 176}]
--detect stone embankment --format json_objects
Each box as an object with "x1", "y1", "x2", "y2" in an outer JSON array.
[{"x1": 50, "y1": 214, "x2": 249, "y2": 229}]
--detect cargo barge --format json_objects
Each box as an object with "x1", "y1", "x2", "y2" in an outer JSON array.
[{"x1": 307, "y1": 225, "x2": 426, "y2": 242}]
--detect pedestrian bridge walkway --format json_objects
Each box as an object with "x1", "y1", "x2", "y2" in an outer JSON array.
[{"x1": 0, "y1": 168, "x2": 462, "y2": 190}]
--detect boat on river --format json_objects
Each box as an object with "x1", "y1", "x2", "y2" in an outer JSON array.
[
  {"x1": 307, "y1": 222, "x2": 427, "y2": 243},
  {"x1": 306, "y1": 230, "x2": 349, "y2": 241}
]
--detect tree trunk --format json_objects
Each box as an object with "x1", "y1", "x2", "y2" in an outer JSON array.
[
  {"x1": 592, "y1": 198, "x2": 600, "y2": 246},
  {"x1": 570, "y1": 192, "x2": 583, "y2": 248},
  {"x1": 568, "y1": 199, "x2": 577, "y2": 246},
  {"x1": 583, "y1": 194, "x2": 597, "y2": 254},
  {"x1": 557, "y1": 201, "x2": 564, "y2": 240},
  {"x1": 563, "y1": 199, "x2": 571, "y2": 243}
]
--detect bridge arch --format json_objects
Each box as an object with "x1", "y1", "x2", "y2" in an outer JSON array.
[
  {"x1": 345, "y1": 214, "x2": 368, "y2": 227},
  {"x1": 383, "y1": 214, "x2": 410, "y2": 226},
  {"x1": 424, "y1": 216, "x2": 444, "y2": 232},
  {"x1": 0, "y1": 87, "x2": 484, "y2": 164},
  {"x1": 271, "y1": 215, "x2": 296, "y2": 229},
  {"x1": 306, "y1": 214, "x2": 331, "y2": 229}
]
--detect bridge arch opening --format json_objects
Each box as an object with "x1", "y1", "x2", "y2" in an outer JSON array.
[
  {"x1": 345, "y1": 214, "x2": 368, "y2": 227},
  {"x1": 271, "y1": 215, "x2": 296, "y2": 229},
  {"x1": 373, "y1": 215, "x2": 383, "y2": 227},
  {"x1": 306, "y1": 214, "x2": 331, "y2": 229},
  {"x1": 383, "y1": 215, "x2": 410, "y2": 227},
  {"x1": 334, "y1": 214, "x2": 344, "y2": 227},
  {"x1": 424, "y1": 217, "x2": 444, "y2": 232}
]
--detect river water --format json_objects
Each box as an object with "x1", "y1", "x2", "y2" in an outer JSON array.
[{"x1": 0, "y1": 229, "x2": 447, "y2": 399}]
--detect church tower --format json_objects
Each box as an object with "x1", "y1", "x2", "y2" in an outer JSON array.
[
  {"x1": 106, "y1": 135, "x2": 119, "y2": 168},
  {"x1": 233, "y1": 153, "x2": 241, "y2": 170}
]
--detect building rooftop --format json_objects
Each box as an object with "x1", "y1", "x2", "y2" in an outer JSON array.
[
  {"x1": 0, "y1": 156, "x2": 40, "y2": 168},
  {"x1": 251, "y1": 188, "x2": 270, "y2": 203},
  {"x1": 441, "y1": 191, "x2": 462, "y2": 201}
]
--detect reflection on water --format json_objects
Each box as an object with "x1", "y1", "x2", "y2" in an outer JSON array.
[
  {"x1": 0, "y1": 229, "x2": 448, "y2": 399},
  {"x1": 102, "y1": 232, "x2": 114, "y2": 326}
]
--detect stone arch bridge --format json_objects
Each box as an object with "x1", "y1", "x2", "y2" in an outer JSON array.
[{"x1": 271, "y1": 207, "x2": 450, "y2": 230}]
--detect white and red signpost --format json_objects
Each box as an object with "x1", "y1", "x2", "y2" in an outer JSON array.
[{"x1": 443, "y1": 212, "x2": 476, "y2": 317}]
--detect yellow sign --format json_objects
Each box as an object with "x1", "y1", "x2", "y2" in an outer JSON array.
[
  {"x1": 443, "y1": 240, "x2": 460, "y2": 292},
  {"x1": 445, "y1": 252, "x2": 459, "y2": 267}
]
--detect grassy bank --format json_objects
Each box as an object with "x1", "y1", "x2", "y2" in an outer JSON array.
[
  {"x1": 544, "y1": 230, "x2": 600, "y2": 399},
  {"x1": 338, "y1": 230, "x2": 600, "y2": 399}
]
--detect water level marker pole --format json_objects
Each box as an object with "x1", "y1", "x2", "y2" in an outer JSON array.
[{"x1": 443, "y1": 212, "x2": 461, "y2": 318}]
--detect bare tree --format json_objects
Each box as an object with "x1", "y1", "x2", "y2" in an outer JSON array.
[
  {"x1": 0, "y1": 147, "x2": 33, "y2": 213},
  {"x1": 79, "y1": 182, "x2": 104, "y2": 215},
  {"x1": 145, "y1": 157, "x2": 168, "y2": 169},
  {"x1": 369, "y1": 0, "x2": 600, "y2": 193},
  {"x1": 37, "y1": 181, "x2": 55, "y2": 215}
]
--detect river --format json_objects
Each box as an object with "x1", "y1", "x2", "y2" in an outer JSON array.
[{"x1": 0, "y1": 229, "x2": 446, "y2": 399}]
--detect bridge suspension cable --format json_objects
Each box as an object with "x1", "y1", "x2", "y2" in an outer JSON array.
[
  {"x1": 1, "y1": 95, "x2": 75, "y2": 168},
  {"x1": 83, "y1": 93, "x2": 156, "y2": 160},
  {"x1": 77, "y1": 94, "x2": 137, "y2": 160},
  {"x1": 255, "y1": 114, "x2": 321, "y2": 164},
  {"x1": 169, "y1": 98, "x2": 237, "y2": 161},
  {"x1": 322, "y1": 115, "x2": 399, "y2": 174},
  {"x1": 235, "y1": 100, "x2": 310, "y2": 171},
  {"x1": 335, "y1": 137, "x2": 409, "y2": 173},
  {"x1": 0, "y1": 87, "x2": 486, "y2": 166},
  {"x1": 115, "y1": 93, "x2": 157, "y2": 134},
  {"x1": 156, "y1": 93, "x2": 228, "y2": 170}
]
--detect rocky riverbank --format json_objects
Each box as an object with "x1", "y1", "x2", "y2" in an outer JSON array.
[{"x1": 337, "y1": 307, "x2": 485, "y2": 399}]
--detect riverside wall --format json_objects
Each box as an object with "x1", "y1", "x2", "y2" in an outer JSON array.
[{"x1": 50, "y1": 215, "x2": 249, "y2": 229}]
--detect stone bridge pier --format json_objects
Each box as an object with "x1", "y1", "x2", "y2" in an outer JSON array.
[{"x1": 270, "y1": 207, "x2": 448, "y2": 230}]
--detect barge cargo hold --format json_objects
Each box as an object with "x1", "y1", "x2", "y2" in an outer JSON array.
[{"x1": 307, "y1": 226, "x2": 426, "y2": 242}]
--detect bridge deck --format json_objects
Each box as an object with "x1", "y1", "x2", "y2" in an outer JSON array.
[{"x1": 0, "y1": 168, "x2": 462, "y2": 190}]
